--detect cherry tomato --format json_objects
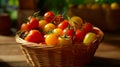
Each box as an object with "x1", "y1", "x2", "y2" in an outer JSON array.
[
  {"x1": 27, "y1": 18, "x2": 39, "y2": 30},
  {"x1": 44, "y1": 23, "x2": 56, "y2": 33},
  {"x1": 44, "y1": 11, "x2": 55, "y2": 23},
  {"x1": 69, "y1": 16, "x2": 83, "y2": 29},
  {"x1": 58, "y1": 36, "x2": 72, "y2": 47},
  {"x1": 82, "y1": 22, "x2": 93, "y2": 34},
  {"x1": 25, "y1": 30, "x2": 43, "y2": 43},
  {"x1": 20, "y1": 23, "x2": 29, "y2": 32},
  {"x1": 62, "y1": 27, "x2": 75, "y2": 39},
  {"x1": 53, "y1": 28, "x2": 62, "y2": 36},
  {"x1": 41, "y1": 34, "x2": 48, "y2": 43},
  {"x1": 83, "y1": 32, "x2": 97, "y2": 45},
  {"x1": 45, "y1": 34, "x2": 58, "y2": 46},
  {"x1": 74, "y1": 29, "x2": 86, "y2": 43},
  {"x1": 39, "y1": 20, "x2": 48, "y2": 30},
  {"x1": 54, "y1": 15, "x2": 64, "y2": 24},
  {"x1": 57, "y1": 20, "x2": 69, "y2": 30}
]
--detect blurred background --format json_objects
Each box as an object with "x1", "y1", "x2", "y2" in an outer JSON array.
[
  {"x1": 0, "y1": 0, "x2": 120, "y2": 35},
  {"x1": 0, "y1": 0, "x2": 120, "y2": 67}
]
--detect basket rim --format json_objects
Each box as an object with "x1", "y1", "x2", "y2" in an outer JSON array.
[{"x1": 15, "y1": 27, "x2": 104, "y2": 48}]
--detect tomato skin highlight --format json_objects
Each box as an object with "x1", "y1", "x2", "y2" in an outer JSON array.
[
  {"x1": 44, "y1": 11, "x2": 55, "y2": 23},
  {"x1": 57, "y1": 20, "x2": 69, "y2": 30},
  {"x1": 25, "y1": 30, "x2": 43, "y2": 43}
]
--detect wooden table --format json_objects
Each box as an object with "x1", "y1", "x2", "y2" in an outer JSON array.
[{"x1": 0, "y1": 33, "x2": 120, "y2": 67}]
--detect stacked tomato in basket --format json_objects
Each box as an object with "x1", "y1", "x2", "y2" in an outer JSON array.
[{"x1": 18, "y1": 11, "x2": 100, "y2": 47}]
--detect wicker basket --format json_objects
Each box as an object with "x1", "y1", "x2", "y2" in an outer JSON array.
[{"x1": 16, "y1": 27, "x2": 104, "y2": 67}]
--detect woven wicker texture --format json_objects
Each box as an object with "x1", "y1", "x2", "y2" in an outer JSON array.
[{"x1": 16, "y1": 27, "x2": 104, "y2": 67}]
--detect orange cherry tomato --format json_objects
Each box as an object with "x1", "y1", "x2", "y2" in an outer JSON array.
[{"x1": 45, "y1": 34, "x2": 58, "y2": 46}]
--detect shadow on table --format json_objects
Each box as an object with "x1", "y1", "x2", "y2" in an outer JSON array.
[
  {"x1": 103, "y1": 32, "x2": 120, "y2": 47},
  {"x1": 0, "y1": 59, "x2": 11, "y2": 67},
  {"x1": 0, "y1": 62, "x2": 12, "y2": 67},
  {"x1": 0, "y1": 59, "x2": 33, "y2": 67},
  {"x1": 87, "y1": 56, "x2": 120, "y2": 67},
  {"x1": 0, "y1": 57, "x2": 120, "y2": 67}
]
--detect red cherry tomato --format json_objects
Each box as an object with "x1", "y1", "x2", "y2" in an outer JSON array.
[
  {"x1": 25, "y1": 30, "x2": 43, "y2": 43},
  {"x1": 54, "y1": 15, "x2": 64, "y2": 24},
  {"x1": 74, "y1": 29, "x2": 86, "y2": 43},
  {"x1": 57, "y1": 20, "x2": 69, "y2": 30},
  {"x1": 82, "y1": 22, "x2": 93, "y2": 33},
  {"x1": 62, "y1": 27, "x2": 75, "y2": 39},
  {"x1": 27, "y1": 18, "x2": 39, "y2": 29},
  {"x1": 20, "y1": 23, "x2": 29, "y2": 31},
  {"x1": 44, "y1": 11, "x2": 55, "y2": 22}
]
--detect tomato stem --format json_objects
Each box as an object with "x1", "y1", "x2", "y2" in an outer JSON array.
[{"x1": 33, "y1": 11, "x2": 40, "y2": 17}]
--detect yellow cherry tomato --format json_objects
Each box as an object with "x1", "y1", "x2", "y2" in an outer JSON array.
[
  {"x1": 58, "y1": 36, "x2": 72, "y2": 47},
  {"x1": 44, "y1": 23, "x2": 56, "y2": 33},
  {"x1": 70, "y1": 16, "x2": 83, "y2": 29},
  {"x1": 83, "y1": 32, "x2": 97, "y2": 45},
  {"x1": 45, "y1": 34, "x2": 58, "y2": 46},
  {"x1": 39, "y1": 20, "x2": 47, "y2": 29},
  {"x1": 53, "y1": 28, "x2": 62, "y2": 36}
]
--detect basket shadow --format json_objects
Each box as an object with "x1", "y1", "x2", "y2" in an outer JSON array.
[
  {"x1": 0, "y1": 59, "x2": 33, "y2": 67},
  {"x1": 0, "y1": 62, "x2": 12, "y2": 67},
  {"x1": 0, "y1": 59, "x2": 12, "y2": 67},
  {"x1": 87, "y1": 56, "x2": 120, "y2": 67}
]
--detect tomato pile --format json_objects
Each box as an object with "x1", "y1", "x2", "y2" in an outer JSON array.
[{"x1": 18, "y1": 11, "x2": 100, "y2": 47}]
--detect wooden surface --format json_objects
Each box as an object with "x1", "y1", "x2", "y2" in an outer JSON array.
[{"x1": 0, "y1": 33, "x2": 120, "y2": 67}]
